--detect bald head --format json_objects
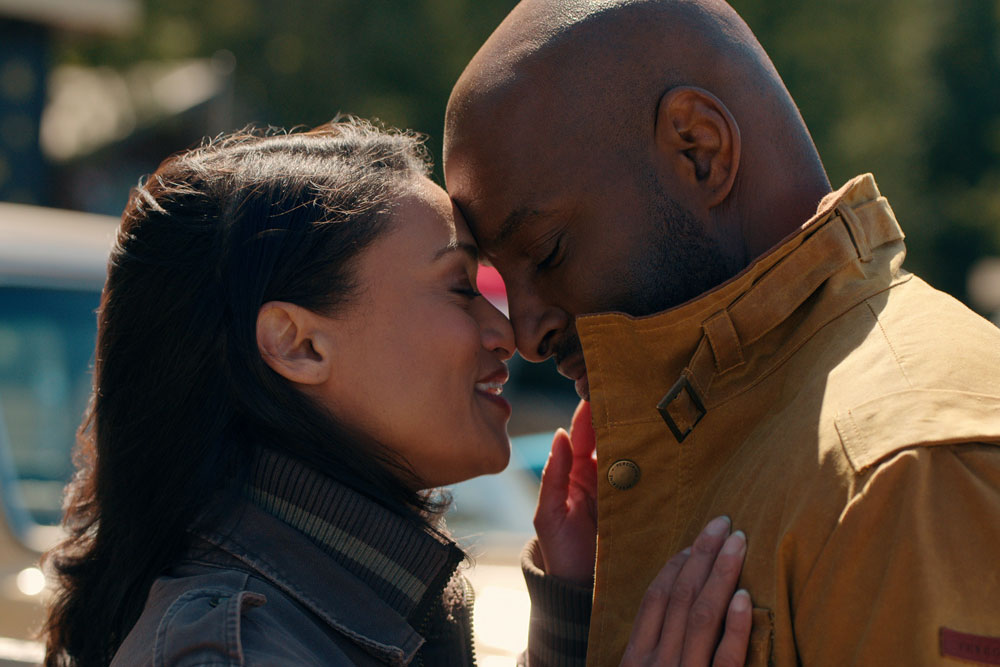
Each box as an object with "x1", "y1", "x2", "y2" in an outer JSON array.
[
  {"x1": 448, "y1": 0, "x2": 777, "y2": 138},
  {"x1": 444, "y1": 0, "x2": 832, "y2": 373},
  {"x1": 446, "y1": 0, "x2": 830, "y2": 248}
]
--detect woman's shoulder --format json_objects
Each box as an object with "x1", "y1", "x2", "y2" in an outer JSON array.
[{"x1": 111, "y1": 563, "x2": 368, "y2": 666}]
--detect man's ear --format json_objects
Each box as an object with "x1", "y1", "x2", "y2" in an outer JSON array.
[
  {"x1": 256, "y1": 301, "x2": 331, "y2": 385},
  {"x1": 654, "y1": 86, "x2": 741, "y2": 208}
]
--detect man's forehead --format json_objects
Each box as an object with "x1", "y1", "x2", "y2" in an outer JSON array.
[
  {"x1": 445, "y1": 38, "x2": 586, "y2": 178},
  {"x1": 445, "y1": 78, "x2": 597, "y2": 252},
  {"x1": 455, "y1": 190, "x2": 564, "y2": 259},
  {"x1": 447, "y1": 133, "x2": 595, "y2": 257},
  {"x1": 446, "y1": 189, "x2": 512, "y2": 251},
  {"x1": 445, "y1": 147, "x2": 532, "y2": 242}
]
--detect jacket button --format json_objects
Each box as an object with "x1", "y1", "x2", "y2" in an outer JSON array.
[{"x1": 608, "y1": 459, "x2": 641, "y2": 490}]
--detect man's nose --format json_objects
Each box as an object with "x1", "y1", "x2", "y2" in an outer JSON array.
[{"x1": 508, "y1": 289, "x2": 569, "y2": 363}]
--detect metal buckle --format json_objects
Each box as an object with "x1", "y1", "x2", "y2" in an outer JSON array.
[{"x1": 657, "y1": 374, "x2": 706, "y2": 443}]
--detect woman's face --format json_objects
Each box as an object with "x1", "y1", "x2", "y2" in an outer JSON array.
[{"x1": 311, "y1": 178, "x2": 515, "y2": 489}]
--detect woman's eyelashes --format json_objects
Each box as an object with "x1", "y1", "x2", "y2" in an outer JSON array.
[{"x1": 452, "y1": 276, "x2": 482, "y2": 300}]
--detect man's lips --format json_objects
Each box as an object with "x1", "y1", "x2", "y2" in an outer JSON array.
[
  {"x1": 556, "y1": 355, "x2": 585, "y2": 382},
  {"x1": 557, "y1": 356, "x2": 590, "y2": 400}
]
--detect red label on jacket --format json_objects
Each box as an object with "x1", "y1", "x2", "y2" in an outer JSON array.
[{"x1": 941, "y1": 627, "x2": 1000, "y2": 665}]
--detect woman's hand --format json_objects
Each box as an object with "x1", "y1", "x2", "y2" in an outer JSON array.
[
  {"x1": 533, "y1": 400, "x2": 598, "y2": 584},
  {"x1": 533, "y1": 401, "x2": 751, "y2": 664},
  {"x1": 621, "y1": 517, "x2": 752, "y2": 667}
]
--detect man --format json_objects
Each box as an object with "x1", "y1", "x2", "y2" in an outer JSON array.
[{"x1": 443, "y1": 0, "x2": 1000, "y2": 665}]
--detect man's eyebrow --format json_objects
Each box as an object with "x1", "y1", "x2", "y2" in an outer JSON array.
[
  {"x1": 434, "y1": 240, "x2": 479, "y2": 262},
  {"x1": 492, "y1": 207, "x2": 550, "y2": 248}
]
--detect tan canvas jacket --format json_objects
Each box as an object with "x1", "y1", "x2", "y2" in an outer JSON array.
[{"x1": 578, "y1": 175, "x2": 1000, "y2": 666}]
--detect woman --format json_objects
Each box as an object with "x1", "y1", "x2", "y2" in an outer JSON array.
[{"x1": 42, "y1": 119, "x2": 749, "y2": 666}]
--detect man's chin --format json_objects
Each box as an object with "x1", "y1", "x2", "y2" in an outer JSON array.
[{"x1": 575, "y1": 373, "x2": 590, "y2": 401}]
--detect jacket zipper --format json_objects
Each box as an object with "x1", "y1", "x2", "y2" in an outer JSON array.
[
  {"x1": 461, "y1": 574, "x2": 477, "y2": 666},
  {"x1": 411, "y1": 574, "x2": 477, "y2": 666}
]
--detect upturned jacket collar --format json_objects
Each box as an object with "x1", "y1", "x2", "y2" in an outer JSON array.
[{"x1": 577, "y1": 174, "x2": 907, "y2": 442}]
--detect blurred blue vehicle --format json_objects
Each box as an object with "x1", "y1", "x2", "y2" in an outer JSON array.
[{"x1": 0, "y1": 202, "x2": 115, "y2": 665}]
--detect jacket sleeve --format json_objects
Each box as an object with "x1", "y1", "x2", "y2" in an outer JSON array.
[
  {"x1": 517, "y1": 538, "x2": 593, "y2": 667},
  {"x1": 792, "y1": 443, "x2": 1000, "y2": 666}
]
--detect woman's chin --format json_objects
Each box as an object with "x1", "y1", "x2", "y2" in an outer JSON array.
[
  {"x1": 420, "y1": 438, "x2": 511, "y2": 489},
  {"x1": 487, "y1": 439, "x2": 513, "y2": 475}
]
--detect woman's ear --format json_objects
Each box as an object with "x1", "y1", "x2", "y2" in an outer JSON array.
[
  {"x1": 256, "y1": 301, "x2": 330, "y2": 385},
  {"x1": 654, "y1": 86, "x2": 741, "y2": 208}
]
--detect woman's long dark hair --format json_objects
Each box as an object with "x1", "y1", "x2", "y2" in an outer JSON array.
[{"x1": 43, "y1": 119, "x2": 434, "y2": 667}]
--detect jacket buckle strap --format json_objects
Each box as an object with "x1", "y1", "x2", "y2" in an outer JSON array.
[
  {"x1": 658, "y1": 372, "x2": 707, "y2": 443},
  {"x1": 703, "y1": 309, "x2": 744, "y2": 374},
  {"x1": 836, "y1": 203, "x2": 873, "y2": 262}
]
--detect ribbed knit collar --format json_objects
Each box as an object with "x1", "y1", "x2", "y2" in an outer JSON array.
[{"x1": 245, "y1": 448, "x2": 464, "y2": 622}]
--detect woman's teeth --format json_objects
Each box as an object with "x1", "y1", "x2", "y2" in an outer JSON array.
[{"x1": 475, "y1": 382, "x2": 503, "y2": 396}]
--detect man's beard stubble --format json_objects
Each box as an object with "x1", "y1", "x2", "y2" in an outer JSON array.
[
  {"x1": 552, "y1": 182, "x2": 736, "y2": 377},
  {"x1": 623, "y1": 176, "x2": 738, "y2": 317}
]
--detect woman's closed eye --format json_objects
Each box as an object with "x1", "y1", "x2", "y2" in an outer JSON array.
[{"x1": 452, "y1": 279, "x2": 482, "y2": 300}]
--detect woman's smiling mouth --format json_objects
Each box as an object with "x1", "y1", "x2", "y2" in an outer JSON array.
[
  {"x1": 475, "y1": 368, "x2": 511, "y2": 416},
  {"x1": 474, "y1": 381, "x2": 504, "y2": 395}
]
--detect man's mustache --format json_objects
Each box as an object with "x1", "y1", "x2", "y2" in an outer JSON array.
[{"x1": 551, "y1": 329, "x2": 583, "y2": 368}]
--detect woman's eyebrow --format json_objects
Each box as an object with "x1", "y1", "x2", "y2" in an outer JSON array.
[{"x1": 433, "y1": 241, "x2": 479, "y2": 262}]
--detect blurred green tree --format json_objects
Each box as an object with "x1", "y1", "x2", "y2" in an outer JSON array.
[
  {"x1": 57, "y1": 0, "x2": 518, "y2": 176},
  {"x1": 731, "y1": 0, "x2": 1000, "y2": 301},
  {"x1": 919, "y1": 0, "x2": 1000, "y2": 299}
]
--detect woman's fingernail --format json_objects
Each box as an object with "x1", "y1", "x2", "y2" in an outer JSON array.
[
  {"x1": 681, "y1": 547, "x2": 692, "y2": 556},
  {"x1": 721, "y1": 530, "x2": 746, "y2": 555},
  {"x1": 732, "y1": 589, "x2": 751, "y2": 612},
  {"x1": 705, "y1": 515, "x2": 731, "y2": 537}
]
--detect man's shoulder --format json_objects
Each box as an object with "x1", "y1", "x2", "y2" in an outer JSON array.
[
  {"x1": 816, "y1": 274, "x2": 1000, "y2": 468},
  {"x1": 855, "y1": 273, "x2": 1000, "y2": 387}
]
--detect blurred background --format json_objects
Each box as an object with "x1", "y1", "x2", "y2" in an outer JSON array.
[
  {"x1": 0, "y1": 0, "x2": 998, "y2": 664},
  {"x1": 1, "y1": 0, "x2": 995, "y2": 310}
]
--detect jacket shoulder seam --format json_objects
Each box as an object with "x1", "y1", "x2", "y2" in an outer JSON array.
[{"x1": 864, "y1": 298, "x2": 913, "y2": 388}]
